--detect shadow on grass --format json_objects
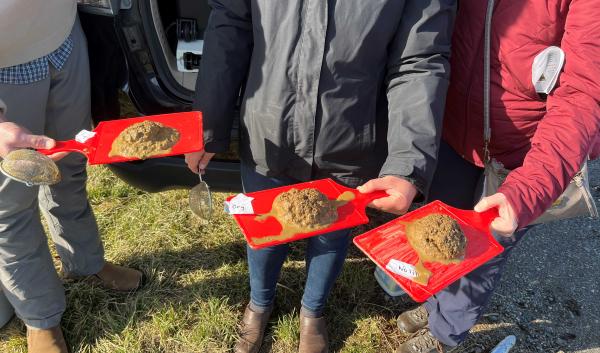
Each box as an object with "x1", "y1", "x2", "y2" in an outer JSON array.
[
  {"x1": 1, "y1": 237, "x2": 546, "y2": 353},
  {"x1": 0, "y1": 206, "x2": 527, "y2": 352},
  {"x1": 50, "y1": 233, "x2": 414, "y2": 352}
]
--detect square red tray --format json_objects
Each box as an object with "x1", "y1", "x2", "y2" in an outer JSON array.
[
  {"x1": 38, "y1": 112, "x2": 203, "y2": 165},
  {"x1": 353, "y1": 200, "x2": 504, "y2": 302},
  {"x1": 229, "y1": 178, "x2": 386, "y2": 249}
]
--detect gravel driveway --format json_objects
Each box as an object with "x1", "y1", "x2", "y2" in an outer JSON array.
[{"x1": 455, "y1": 159, "x2": 600, "y2": 353}]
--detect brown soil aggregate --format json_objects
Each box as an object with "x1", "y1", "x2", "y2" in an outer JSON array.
[
  {"x1": 252, "y1": 189, "x2": 355, "y2": 245},
  {"x1": 271, "y1": 188, "x2": 338, "y2": 230},
  {"x1": 109, "y1": 120, "x2": 180, "y2": 159},
  {"x1": 406, "y1": 213, "x2": 466, "y2": 262}
]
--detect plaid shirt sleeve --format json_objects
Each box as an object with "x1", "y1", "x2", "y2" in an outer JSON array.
[{"x1": 0, "y1": 34, "x2": 74, "y2": 85}]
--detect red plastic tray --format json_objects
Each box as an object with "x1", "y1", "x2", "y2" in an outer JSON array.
[
  {"x1": 353, "y1": 200, "x2": 504, "y2": 302},
  {"x1": 38, "y1": 111, "x2": 203, "y2": 165},
  {"x1": 228, "y1": 178, "x2": 387, "y2": 249}
]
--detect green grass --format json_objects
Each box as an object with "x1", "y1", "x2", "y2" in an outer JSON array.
[
  {"x1": 1, "y1": 164, "x2": 513, "y2": 352},
  {"x1": 0, "y1": 165, "x2": 417, "y2": 352}
]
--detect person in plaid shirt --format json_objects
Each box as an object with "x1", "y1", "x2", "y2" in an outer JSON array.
[{"x1": 0, "y1": 2, "x2": 144, "y2": 352}]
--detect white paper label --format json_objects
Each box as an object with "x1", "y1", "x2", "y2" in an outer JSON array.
[
  {"x1": 75, "y1": 130, "x2": 96, "y2": 143},
  {"x1": 386, "y1": 259, "x2": 418, "y2": 279},
  {"x1": 224, "y1": 193, "x2": 255, "y2": 215}
]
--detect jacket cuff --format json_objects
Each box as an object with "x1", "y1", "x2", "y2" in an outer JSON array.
[
  {"x1": 203, "y1": 139, "x2": 231, "y2": 154},
  {"x1": 387, "y1": 174, "x2": 426, "y2": 203},
  {"x1": 378, "y1": 158, "x2": 427, "y2": 202},
  {"x1": 497, "y1": 183, "x2": 534, "y2": 229}
]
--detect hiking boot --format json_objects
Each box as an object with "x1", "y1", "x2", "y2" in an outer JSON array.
[
  {"x1": 298, "y1": 313, "x2": 328, "y2": 353},
  {"x1": 397, "y1": 329, "x2": 450, "y2": 353},
  {"x1": 397, "y1": 305, "x2": 429, "y2": 334},
  {"x1": 64, "y1": 262, "x2": 144, "y2": 292},
  {"x1": 27, "y1": 325, "x2": 69, "y2": 353},
  {"x1": 234, "y1": 305, "x2": 273, "y2": 353}
]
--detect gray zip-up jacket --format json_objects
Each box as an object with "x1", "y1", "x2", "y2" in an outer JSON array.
[{"x1": 195, "y1": 0, "x2": 456, "y2": 192}]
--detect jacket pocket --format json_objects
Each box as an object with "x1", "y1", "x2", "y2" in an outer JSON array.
[{"x1": 242, "y1": 105, "x2": 288, "y2": 174}]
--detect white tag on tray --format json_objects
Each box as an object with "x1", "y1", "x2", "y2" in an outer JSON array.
[
  {"x1": 75, "y1": 130, "x2": 96, "y2": 143},
  {"x1": 224, "y1": 193, "x2": 255, "y2": 215},
  {"x1": 386, "y1": 259, "x2": 418, "y2": 280}
]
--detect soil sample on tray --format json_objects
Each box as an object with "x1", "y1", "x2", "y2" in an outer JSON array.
[
  {"x1": 109, "y1": 121, "x2": 180, "y2": 159},
  {"x1": 253, "y1": 188, "x2": 354, "y2": 245},
  {"x1": 272, "y1": 188, "x2": 338, "y2": 229},
  {"x1": 405, "y1": 213, "x2": 467, "y2": 285},
  {"x1": 407, "y1": 214, "x2": 466, "y2": 261}
]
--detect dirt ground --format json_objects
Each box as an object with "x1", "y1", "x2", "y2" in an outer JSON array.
[{"x1": 449, "y1": 159, "x2": 600, "y2": 353}]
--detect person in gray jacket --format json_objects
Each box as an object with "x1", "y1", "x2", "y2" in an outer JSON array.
[{"x1": 185, "y1": 1, "x2": 456, "y2": 352}]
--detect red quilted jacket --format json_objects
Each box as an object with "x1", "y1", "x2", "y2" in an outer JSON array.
[{"x1": 443, "y1": 0, "x2": 600, "y2": 227}]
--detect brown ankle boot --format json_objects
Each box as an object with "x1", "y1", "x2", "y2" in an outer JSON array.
[
  {"x1": 92, "y1": 262, "x2": 144, "y2": 291},
  {"x1": 298, "y1": 313, "x2": 329, "y2": 353},
  {"x1": 27, "y1": 325, "x2": 69, "y2": 353},
  {"x1": 63, "y1": 262, "x2": 144, "y2": 292},
  {"x1": 234, "y1": 305, "x2": 273, "y2": 353}
]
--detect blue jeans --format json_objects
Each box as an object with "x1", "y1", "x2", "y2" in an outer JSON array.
[
  {"x1": 424, "y1": 141, "x2": 529, "y2": 346},
  {"x1": 241, "y1": 163, "x2": 352, "y2": 316}
]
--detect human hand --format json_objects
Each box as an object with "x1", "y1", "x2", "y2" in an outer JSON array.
[
  {"x1": 0, "y1": 122, "x2": 56, "y2": 159},
  {"x1": 474, "y1": 193, "x2": 518, "y2": 237},
  {"x1": 184, "y1": 150, "x2": 215, "y2": 174},
  {"x1": 357, "y1": 175, "x2": 418, "y2": 214}
]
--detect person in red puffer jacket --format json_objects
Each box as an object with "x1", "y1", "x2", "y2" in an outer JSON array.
[{"x1": 359, "y1": 1, "x2": 600, "y2": 352}]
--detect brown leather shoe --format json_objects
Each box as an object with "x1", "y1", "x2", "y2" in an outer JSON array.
[
  {"x1": 397, "y1": 305, "x2": 429, "y2": 334},
  {"x1": 93, "y1": 262, "x2": 144, "y2": 291},
  {"x1": 65, "y1": 262, "x2": 144, "y2": 292},
  {"x1": 27, "y1": 325, "x2": 69, "y2": 353},
  {"x1": 298, "y1": 313, "x2": 329, "y2": 353},
  {"x1": 234, "y1": 305, "x2": 273, "y2": 353}
]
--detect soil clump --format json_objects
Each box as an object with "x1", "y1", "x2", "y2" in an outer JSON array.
[
  {"x1": 252, "y1": 188, "x2": 355, "y2": 245},
  {"x1": 271, "y1": 188, "x2": 338, "y2": 230},
  {"x1": 109, "y1": 120, "x2": 180, "y2": 159},
  {"x1": 406, "y1": 213, "x2": 466, "y2": 262}
]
